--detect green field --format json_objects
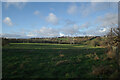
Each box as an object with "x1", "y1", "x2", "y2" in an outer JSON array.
[{"x1": 2, "y1": 43, "x2": 117, "y2": 78}]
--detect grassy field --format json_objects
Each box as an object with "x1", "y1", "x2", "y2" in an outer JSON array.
[{"x1": 2, "y1": 43, "x2": 117, "y2": 78}]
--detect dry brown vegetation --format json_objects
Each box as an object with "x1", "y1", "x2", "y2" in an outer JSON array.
[
  {"x1": 59, "y1": 54, "x2": 64, "y2": 57},
  {"x1": 92, "y1": 65, "x2": 115, "y2": 76},
  {"x1": 56, "y1": 60, "x2": 70, "y2": 66}
]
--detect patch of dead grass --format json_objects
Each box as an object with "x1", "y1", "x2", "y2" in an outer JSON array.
[
  {"x1": 92, "y1": 66, "x2": 114, "y2": 76},
  {"x1": 56, "y1": 60, "x2": 70, "y2": 66},
  {"x1": 59, "y1": 54, "x2": 64, "y2": 57}
]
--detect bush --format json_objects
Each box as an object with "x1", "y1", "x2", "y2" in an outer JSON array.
[
  {"x1": 92, "y1": 65, "x2": 115, "y2": 76},
  {"x1": 107, "y1": 46, "x2": 117, "y2": 59},
  {"x1": 99, "y1": 40, "x2": 107, "y2": 47},
  {"x1": 56, "y1": 60, "x2": 70, "y2": 66},
  {"x1": 2, "y1": 39, "x2": 9, "y2": 46},
  {"x1": 91, "y1": 40, "x2": 100, "y2": 47}
]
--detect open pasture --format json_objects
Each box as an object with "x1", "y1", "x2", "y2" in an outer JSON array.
[{"x1": 2, "y1": 43, "x2": 116, "y2": 78}]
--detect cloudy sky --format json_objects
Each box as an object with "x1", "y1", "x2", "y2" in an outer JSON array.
[{"x1": 2, "y1": 2, "x2": 118, "y2": 38}]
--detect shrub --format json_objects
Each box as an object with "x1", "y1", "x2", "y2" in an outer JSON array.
[
  {"x1": 90, "y1": 40, "x2": 99, "y2": 47},
  {"x1": 59, "y1": 54, "x2": 64, "y2": 57},
  {"x1": 107, "y1": 46, "x2": 117, "y2": 59},
  {"x1": 56, "y1": 60, "x2": 70, "y2": 66},
  {"x1": 2, "y1": 39, "x2": 9, "y2": 46},
  {"x1": 99, "y1": 40, "x2": 107, "y2": 47},
  {"x1": 92, "y1": 66, "x2": 115, "y2": 76}
]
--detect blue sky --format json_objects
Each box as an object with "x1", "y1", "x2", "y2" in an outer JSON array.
[{"x1": 2, "y1": 2, "x2": 118, "y2": 38}]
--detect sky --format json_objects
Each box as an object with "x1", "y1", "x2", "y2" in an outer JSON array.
[{"x1": 1, "y1": 2, "x2": 118, "y2": 38}]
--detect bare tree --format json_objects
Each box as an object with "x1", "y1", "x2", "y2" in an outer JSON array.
[{"x1": 107, "y1": 27, "x2": 120, "y2": 73}]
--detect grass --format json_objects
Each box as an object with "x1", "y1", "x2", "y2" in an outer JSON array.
[{"x1": 2, "y1": 43, "x2": 117, "y2": 78}]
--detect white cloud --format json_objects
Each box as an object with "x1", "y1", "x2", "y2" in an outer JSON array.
[
  {"x1": 83, "y1": 28, "x2": 107, "y2": 36},
  {"x1": 80, "y1": 22, "x2": 91, "y2": 28},
  {"x1": 96, "y1": 13, "x2": 118, "y2": 27},
  {"x1": 36, "y1": 26, "x2": 59, "y2": 37},
  {"x1": 4, "y1": 1, "x2": 27, "y2": 9},
  {"x1": 36, "y1": 24, "x2": 80, "y2": 37},
  {"x1": 99, "y1": 28, "x2": 107, "y2": 32},
  {"x1": 67, "y1": 4, "x2": 77, "y2": 14},
  {"x1": 2, "y1": 33, "x2": 30, "y2": 38},
  {"x1": 46, "y1": 13, "x2": 58, "y2": 25},
  {"x1": 27, "y1": 32, "x2": 36, "y2": 37},
  {"x1": 60, "y1": 33, "x2": 65, "y2": 36},
  {"x1": 65, "y1": 19, "x2": 76, "y2": 25},
  {"x1": 3, "y1": 0, "x2": 28, "y2": 2},
  {"x1": 83, "y1": 13, "x2": 118, "y2": 36},
  {"x1": 34, "y1": 10, "x2": 40, "y2": 15},
  {"x1": 79, "y1": 2, "x2": 117, "y2": 17},
  {"x1": 3, "y1": 17, "x2": 13, "y2": 26},
  {"x1": 62, "y1": 24, "x2": 80, "y2": 36}
]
